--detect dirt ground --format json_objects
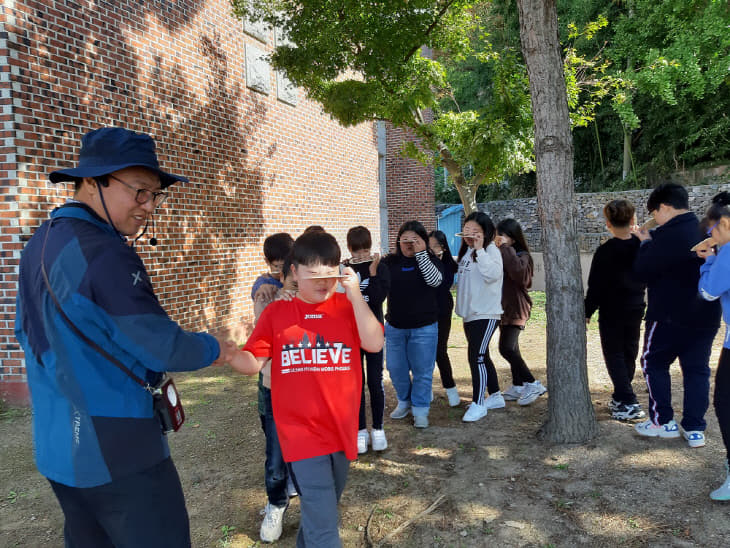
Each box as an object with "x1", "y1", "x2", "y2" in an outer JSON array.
[{"x1": 2, "y1": 292, "x2": 730, "y2": 548}]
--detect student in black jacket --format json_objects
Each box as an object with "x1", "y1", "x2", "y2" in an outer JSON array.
[
  {"x1": 382, "y1": 221, "x2": 444, "y2": 429},
  {"x1": 585, "y1": 199, "x2": 646, "y2": 421},
  {"x1": 631, "y1": 182, "x2": 721, "y2": 447},
  {"x1": 345, "y1": 226, "x2": 391, "y2": 453}
]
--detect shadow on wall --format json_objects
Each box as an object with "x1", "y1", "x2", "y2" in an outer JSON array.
[{"x1": 22, "y1": 1, "x2": 267, "y2": 338}]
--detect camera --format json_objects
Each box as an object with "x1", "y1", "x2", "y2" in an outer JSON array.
[{"x1": 152, "y1": 376, "x2": 185, "y2": 433}]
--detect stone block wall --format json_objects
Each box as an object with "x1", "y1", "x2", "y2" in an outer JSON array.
[{"x1": 476, "y1": 182, "x2": 730, "y2": 253}]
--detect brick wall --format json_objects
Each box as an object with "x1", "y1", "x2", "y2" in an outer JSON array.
[
  {"x1": 385, "y1": 122, "x2": 435, "y2": 250},
  {"x1": 0, "y1": 0, "x2": 437, "y2": 404}
]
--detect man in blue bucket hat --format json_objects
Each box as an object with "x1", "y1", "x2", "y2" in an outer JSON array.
[{"x1": 15, "y1": 127, "x2": 235, "y2": 547}]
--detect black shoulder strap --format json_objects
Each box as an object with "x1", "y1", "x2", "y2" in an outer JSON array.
[{"x1": 40, "y1": 218, "x2": 150, "y2": 390}]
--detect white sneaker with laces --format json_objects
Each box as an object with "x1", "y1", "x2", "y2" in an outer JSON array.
[
  {"x1": 484, "y1": 391, "x2": 506, "y2": 409},
  {"x1": 357, "y1": 429, "x2": 370, "y2": 454},
  {"x1": 462, "y1": 402, "x2": 488, "y2": 422},
  {"x1": 634, "y1": 418, "x2": 681, "y2": 438},
  {"x1": 446, "y1": 387, "x2": 460, "y2": 407},
  {"x1": 371, "y1": 429, "x2": 388, "y2": 451},
  {"x1": 502, "y1": 385, "x2": 524, "y2": 401},
  {"x1": 518, "y1": 380, "x2": 547, "y2": 406},
  {"x1": 260, "y1": 502, "x2": 288, "y2": 543}
]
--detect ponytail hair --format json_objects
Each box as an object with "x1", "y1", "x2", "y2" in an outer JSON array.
[
  {"x1": 704, "y1": 191, "x2": 730, "y2": 224},
  {"x1": 603, "y1": 199, "x2": 635, "y2": 228}
]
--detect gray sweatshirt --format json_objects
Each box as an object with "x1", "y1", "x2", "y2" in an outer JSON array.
[{"x1": 455, "y1": 243, "x2": 504, "y2": 322}]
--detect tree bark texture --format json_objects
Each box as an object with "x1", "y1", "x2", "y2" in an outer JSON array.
[{"x1": 516, "y1": 0, "x2": 598, "y2": 442}]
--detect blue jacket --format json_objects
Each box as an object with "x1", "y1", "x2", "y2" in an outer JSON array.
[
  {"x1": 633, "y1": 212, "x2": 720, "y2": 329},
  {"x1": 14, "y1": 203, "x2": 220, "y2": 487},
  {"x1": 699, "y1": 244, "x2": 730, "y2": 348}
]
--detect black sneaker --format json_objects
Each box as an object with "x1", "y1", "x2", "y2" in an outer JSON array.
[{"x1": 611, "y1": 403, "x2": 646, "y2": 421}]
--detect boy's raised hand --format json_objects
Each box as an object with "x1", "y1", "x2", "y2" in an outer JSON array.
[
  {"x1": 368, "y1": 253, "x2": 381, "y2": 277},
  {"x1": 340, "y1": 266, "x2": 362, "y2": 302}
]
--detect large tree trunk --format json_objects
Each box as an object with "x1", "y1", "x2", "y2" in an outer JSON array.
[
  {"x1": 516, "y1": 0, "x2": 598, "y2": 442},
  {"x1": 454, "y1": 179, "x2": 478, "y2": 216}
]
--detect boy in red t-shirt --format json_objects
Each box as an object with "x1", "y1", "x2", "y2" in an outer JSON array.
[{"x1": 228, "y1": 231, "x2": 384, "y2": 546}]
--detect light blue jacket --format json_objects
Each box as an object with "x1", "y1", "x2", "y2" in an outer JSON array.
[
  {"x1": 699, "y1": 243, "x2": 730, "y2": 348},
  {"x1": 15, "y1": 203, "x2": 219, "y2": 487}
]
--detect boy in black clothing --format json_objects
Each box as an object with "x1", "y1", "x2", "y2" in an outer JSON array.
[
  {"x1": 631, "y1": 183, "x2": 721, "y2": 447},
  {"x1": 585, "y1": 199, "x2": 646, "y2": 420},
  {"x1": 345, "y1": 226, "x2": 391, "y2": 453}
]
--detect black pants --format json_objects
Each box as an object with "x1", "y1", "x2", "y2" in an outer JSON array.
[
  {"x1": 715, "y1": 348, "x2": 730, "y2": 462},
  {"x1": 464, "y1": 318, "x2": 500, "y2": 404},
  {"x1": 498, "y1": 324, "x2": 535, "y2": 385},
  {"x1": 358, "y1": 349, "x2": 385, "y2": 430},
  {"x1": 599, "y1": 315, "x2": 642, "y2": 405},
  {"x1": 49, "y1": 457, "x2": 190, "y2": 548},
  {"x1": 435, "y1": 313, "x2": 456, "y2": 389}
]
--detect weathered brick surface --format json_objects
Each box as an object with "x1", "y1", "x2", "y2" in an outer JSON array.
[{"x1": 0, "y1": 0, "x2": 434, "y2": 404}]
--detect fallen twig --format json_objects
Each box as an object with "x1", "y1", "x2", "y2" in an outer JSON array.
[{"x1": 372, "y1": 494, "x2": 447, "y2": 547}]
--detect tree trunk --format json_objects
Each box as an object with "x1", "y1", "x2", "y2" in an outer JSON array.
[
  {"x1": 622, "y1": 128, "x2": 632, "y2": 180},
  {"x1": 516, "y1": 0, "x2": 598, "y2": 443},
  {"x1": 454, "y1": 179, "x2": 477, "y2": 216}
]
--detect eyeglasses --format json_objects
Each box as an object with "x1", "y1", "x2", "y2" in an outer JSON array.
[
  {"x1": 108, "y1": 174, "x2": 167, "y2": 207},
  {"x1": 707, "y1": 221, "x2": 719, "y2": 237}
]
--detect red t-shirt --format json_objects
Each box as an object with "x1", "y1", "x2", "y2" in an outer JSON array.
[{"x1": 243, "y1": 293, "x2": 362, "y2": 462}]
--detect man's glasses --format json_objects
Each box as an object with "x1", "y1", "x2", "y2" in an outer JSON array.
[{"x1": 108, "y1": 174, "x2": 167, "y2": 207}]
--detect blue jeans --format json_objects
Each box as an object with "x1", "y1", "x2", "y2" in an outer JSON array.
[
  {"x1": 385, "y1": 322, "x2": 438, "y2": 413},
  {"x1": 259, "y1": 385, "x2": 290, "y2": 507}
]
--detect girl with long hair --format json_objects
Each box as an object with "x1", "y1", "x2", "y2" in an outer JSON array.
[
  {"x1": 428, "y1": 230, "x2": 460, "y2": 406},
  {"x1": 382, "y1": 221, "x2": 444, "y2": 428},
  {"x1": 495, "y1": 219, "x2": 547, "y2": 406},
  {"x1": 455, "y1": 212, "x2": 504, "y2": 422}
]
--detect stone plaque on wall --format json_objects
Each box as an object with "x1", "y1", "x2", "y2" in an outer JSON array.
[
  {"x1": 245, "y1": 44, "x2": 271, "y2": 95},
  {"x1": 276, "y1": 71, "x2": 298, "y2": 106},
  {"x1": 274, "y1": 26, "x2": 298, "y2": 105},
  {"x1": 243, "y1": 20, "x2": 269, "y2": 44}
]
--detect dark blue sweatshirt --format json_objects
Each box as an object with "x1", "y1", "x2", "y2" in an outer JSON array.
[{"x1": 633, "y1": 212, "x2": 720, "y2": 329}]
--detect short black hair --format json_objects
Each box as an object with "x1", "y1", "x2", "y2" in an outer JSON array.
[
  {"x1": 291, "y1": 231, "x2": 341, "y2": 267},
  {"x1": 263, "y1": 232, "x2": 294, "y2": 263},
  {"x1": 646, "y1": 182, "x2": 689, "y2": 212},
  {"x1": 347, "y1": 226, "x2": 372, "y2": 252}
]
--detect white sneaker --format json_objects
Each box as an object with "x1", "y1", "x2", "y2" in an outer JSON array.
[
  {"x1": 502, "y1": 385, "x2": 524, "y2": 401},
  {"x1": 413, "y1": 415, "x2": 429, "y2": 428},
  {"x1": 462, "y1": 402, "x2": 488, "y2": 422},
  {"x1": 357, "y1": 429, "x2": 369, "y2": 454},
  {"x1": 634, "y1": 418, "x2": 681, "y2": 438},
  {"x1": 518, "y1": 380, "x2": 547, "y2": 406},
  {"x1": 484, "y1": 391, "x2": 506, "y2": 409},
  {"x1": 371, "y1": 429, "x2": 388, "y2": 451},
  {"x1": 446, "y1": 387, "x2": 460, "y2": 407},
  {"x1": 683, "y1": 429, "x2": 706, "y2": 448},
  {"x1": 389, "y1": 402, "x2": 411, "y2": 419},
  {"x1": 260, "y1": 502, "x2": 287, "y2": 542},
  {"x1": 710, "y1": 461, "x2": 730, "y2": 501}
]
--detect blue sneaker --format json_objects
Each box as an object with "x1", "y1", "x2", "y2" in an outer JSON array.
[{"x1": 634, "y1": 419, "x2": 680, "y2": 438}]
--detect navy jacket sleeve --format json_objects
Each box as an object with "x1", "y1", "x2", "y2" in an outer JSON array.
[
  {"x1": 584, "y1": 244, "x2": 607, "y2": 319},
  {"x1": 75, "y1": 244, "x2": 220, "y2": 373}
]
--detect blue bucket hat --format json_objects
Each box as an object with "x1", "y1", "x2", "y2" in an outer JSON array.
[{"x1": 49, "y1": 127, "x2": 188, "y2": 188}]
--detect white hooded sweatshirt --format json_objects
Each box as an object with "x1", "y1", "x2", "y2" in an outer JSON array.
[{"x1": 455, "y1": 242, "x2": 504, "y2": 322}]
